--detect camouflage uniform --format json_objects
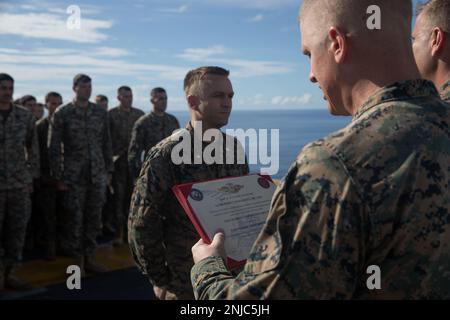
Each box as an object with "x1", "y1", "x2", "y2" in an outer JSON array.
[
  {"x1": 191, "y1": 80, "x2": 450, "y2": 300},
  {"x1": 35, "y1": 116, "x2": 58, "y2": 251},
  {"x1": 128, "y1": 111, "x2": 180, "y2": 181},
  {"x1": 441, "y1": 80, "x2": 450, "y2": 103},
  {"x1": 129, "y1": 122, "x2": 249, "y2": 299},
  {"x1": 0, "y1": 104, "x2": 39, "y2": 271},
  {"x1": 48, "y1": 100, "x2": 113, "y2": 258},
  {"x1": 108, "y1": 106, "x2": 145, "y2": 236}
]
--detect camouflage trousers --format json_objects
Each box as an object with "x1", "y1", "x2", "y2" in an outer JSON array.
[
  {"x1": 112, "y1": 158, "x2": 133, "y2": 235},
  {"x1": 0, "y1": 188, "x2": 31, "y2": 271},
  {"x1": 61, "y1": 182, "x2": 106, "y2": 258}
]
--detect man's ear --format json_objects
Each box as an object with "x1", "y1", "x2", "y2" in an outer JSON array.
[
  {"x1": 430, "y1": 27, "x2": 446, "y2": 57},
  {"x1": 187, "y1": 94, "x2": 199, "y2": 111},
  {"x1": 328, "y1": 27, "x2": 347, "y2": 64}
]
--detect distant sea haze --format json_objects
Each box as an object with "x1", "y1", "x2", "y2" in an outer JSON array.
[{"x1": 171, "y1": 109, "x2": 351, "y2": 179}]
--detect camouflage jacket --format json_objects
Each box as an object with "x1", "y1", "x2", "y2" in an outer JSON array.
[
  {"x1": 48, "y1": 100, "x2": 113, "y2": 186},
  {"x1": 128, "y1": 111, "x2": 180, "y2": 180},
  {"x1": 0, "y1": 104, "x2": 39, "y2": 191},
  {"x1": 441, "y1": 80, "x2": 450, "y2": 103},
  {"x1": 191, "y1": 80, "x2": 450, "y2": 300},
  {"x1": 129, "y1": 122, "x2": 249, "y2": 298},
  {"x1": 108, "y1": 106, "x2": 144, "y2": 164}
]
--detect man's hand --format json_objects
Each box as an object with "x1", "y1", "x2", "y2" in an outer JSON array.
[
  {"x1": 55, "y1": 180, "x2": 69, "y2": 191},
  {"x1": 153, "y1": 286, "x2": 167, "y2": 300},
  {"x1": 192, "y1": 232, "x2": 227, "y2": 264}
]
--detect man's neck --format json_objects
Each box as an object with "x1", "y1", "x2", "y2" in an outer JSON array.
[
  {"x1": 433, "y1": 67, "x2": 450, "y2": 92},
  {"x1": 348, "y1": 66, "x2": 421, "y2": 116},
  {"x1": 119, "y1": 104, "x2": 131, "y2": 112},
  {"x1": 190, "y1": 119, "x2": 222, "y2": 142},
  {"x1": 0, "y1": 101, "x2": 11, "y2": 111},
  {"x1": 152, "y1": 109, "x2": 164, "y2": 116},
  {"x1": 74, "y1": 98, "x2": 89, "y2": 108}
]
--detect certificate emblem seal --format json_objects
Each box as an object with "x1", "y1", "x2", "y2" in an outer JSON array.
[
  {"x1": 189, "y1": 188, "x2": 204, "y2": 201},
  {"x1": 257, "y1": 177, "x2": 270, "y2": 189}
]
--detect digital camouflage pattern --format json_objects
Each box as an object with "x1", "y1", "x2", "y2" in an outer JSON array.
[
  {"x1": 48, "y1": 101, "x2": 113, "y2": 257},
  {"x1": 0, "y1": 104, "x2": 39, "y2": 191},
  {"x1": 191, "y1": 80, "x2": 450, "y2": 300},
  {"x1": 0, "y1": 188, "x2": 31, "y2": 270},
  {"x1": 108, "y1": 106, "x2": 145, "y2": 234},
  {"x1": 129, "y1": 122, "x2": 249, "y2": 299},
  {"x1": 441, "y1": 80, "x2": 450, "y2": 103},
  {"x1": 48, "y1": 101, "x2": 113, "y2": 186},
  {"x1": 128, "y1": 111, "x2": 180, "y2": 181},
  {"x1": 0, "y1": 104, "x2": 37, "y2": 270}
]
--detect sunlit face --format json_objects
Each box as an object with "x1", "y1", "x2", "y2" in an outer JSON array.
[
  {"x1": 73, "y1": 81, "x2": 92, "y2": 101},
  {"x1": 412, "y1": 13, "x2": 434, "y2": 81},
  {"x1": 195, "y1": 74, "x2": 234, "y2": 129},
  {"x1": 151, "y1": 91, "x2": 168, "y2": 113},
  {"x1": 300, "y1": 20, "x2": 348, "y2": 116},
  {"x1": 0, "y1": 80, "x2": 13, "y2": 104},
  {"x1": 46, "y1": 96, "x2": 62, "y2": 116},
  {"x1": 118, "y1": 90, "x2": 133, "y2": 108}
]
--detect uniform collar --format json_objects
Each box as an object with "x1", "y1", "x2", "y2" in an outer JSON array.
[
  {"x1": 440, "y1": 80, "x2": 450, "y2": 102},
  {"x1": 354, "y1": 79, "x2": 439, "y2": 120}
]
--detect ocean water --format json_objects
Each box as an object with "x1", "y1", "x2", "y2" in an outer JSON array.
[{"x1": 171, "y1": 109, "x2": 351, "y2": 179}]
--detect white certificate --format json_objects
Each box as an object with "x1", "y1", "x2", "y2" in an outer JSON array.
[{"x1": 184, "y1": 174, "x2": 276, "y2": 264}]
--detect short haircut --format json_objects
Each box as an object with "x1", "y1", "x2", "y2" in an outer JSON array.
[
  {"x1": 184, "y1": 66, "x2": 230, "y2": 95},
  {"x1": 118, "y1": 86, "x2": 132, "y2": 94},
  {"x1": 20, "y1": 95, "x2": 36, "y2": 105},
  {"x1": 0, "y1": 73, "x2": 14, "y2": 83},
  {"x1": 299, "y1": 0, "x2": 413, "y2": 35},
  {"x1": 150, "y1": 87, "x2": 166, "y2": 97},
  {"x1": 73, "y1": 73, "x2": 91, "y2": 86},
  {"x1": 96, "y1": 94, "x2": 108, "y2": 102},
  {"x1": 416, "y1": 0, "x2": 450, "y2": 32},
  {"x1": 45, "y1": 92, "x2": 62, "y2": 103}
]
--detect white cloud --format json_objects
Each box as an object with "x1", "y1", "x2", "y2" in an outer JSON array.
[
  {"x1": 177, "y1": 45, "x2": 228, "y2": 61},
  {"x1": 203, "y1": 0, "x2": 299, "y2": 9},
  {"x1": 248, "y1": 14, "x2": 264, "y2": 22},
  {"x1": 0, "y1": 12, "x2": 112, "y2": 43},
  {"x1": 178, "y1": 45, "x2": 294, "y2": 78},
  {"x1": 159, "y1": 4, "x2": 189, "y2": 14},
  {"x1": 271, "y1": 94, "x2": 312, "y2": 106},
  {"x1": 0, "y1": 47, "x2": 189, "y2": 82}
]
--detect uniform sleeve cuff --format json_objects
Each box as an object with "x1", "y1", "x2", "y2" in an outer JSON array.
[{"x1": 191, "y1": 256, "x2": 229, "y2": 292}]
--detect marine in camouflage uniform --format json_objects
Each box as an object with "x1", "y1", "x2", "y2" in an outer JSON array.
[
  {"x1": 0, "y1": 101, "x2": 39, "y2": 289},
  {"x1": 48, "y1": 96, "x2": 113, "y2": 264},
  {"x1": 128, "y1": 111, "x2": 180, "y2": 181},
  {"x1": 129, "y1": 122, "x2": 249, "y2": 299},
  {"x1": 108, "y1": 101, "x2": 144, "y2": 243},
  {"x1": 191, "y1": 80, "x2": 450, "y2": 300},
  {"x1": 128, "y1": 89, "x2": 180, "y2": 181}
]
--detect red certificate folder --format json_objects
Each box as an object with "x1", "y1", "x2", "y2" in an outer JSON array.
[{"x1": 172, "y1": 174, "x2": 274, "y2": 270}]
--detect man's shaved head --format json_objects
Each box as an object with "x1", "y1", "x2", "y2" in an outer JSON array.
[
  {"x1": 298, "y1": 0, "x2": 418, "y2": 116},
  {"x1": 413, "y1": 0, "x2": 450, "y2": 91},
  {"x1": 416, "y1": 0, "x2": 450, "y2": 33},
  {"x1": 299, "y1": 0, "x2": 412, "y2": 43}
]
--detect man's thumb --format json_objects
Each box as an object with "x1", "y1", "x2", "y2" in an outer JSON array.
[{"x1": 211, "y1": 232, "x2": 225, "y2": 247}]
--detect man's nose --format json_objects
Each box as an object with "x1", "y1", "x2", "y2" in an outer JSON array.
[{"x1": 309, "y1": 71, "x2": 317, "y2": 83}]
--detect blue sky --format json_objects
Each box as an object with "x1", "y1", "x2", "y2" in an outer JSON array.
[{"x1": 0, "y1": 0, "x2": 421, "y2": 112}]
